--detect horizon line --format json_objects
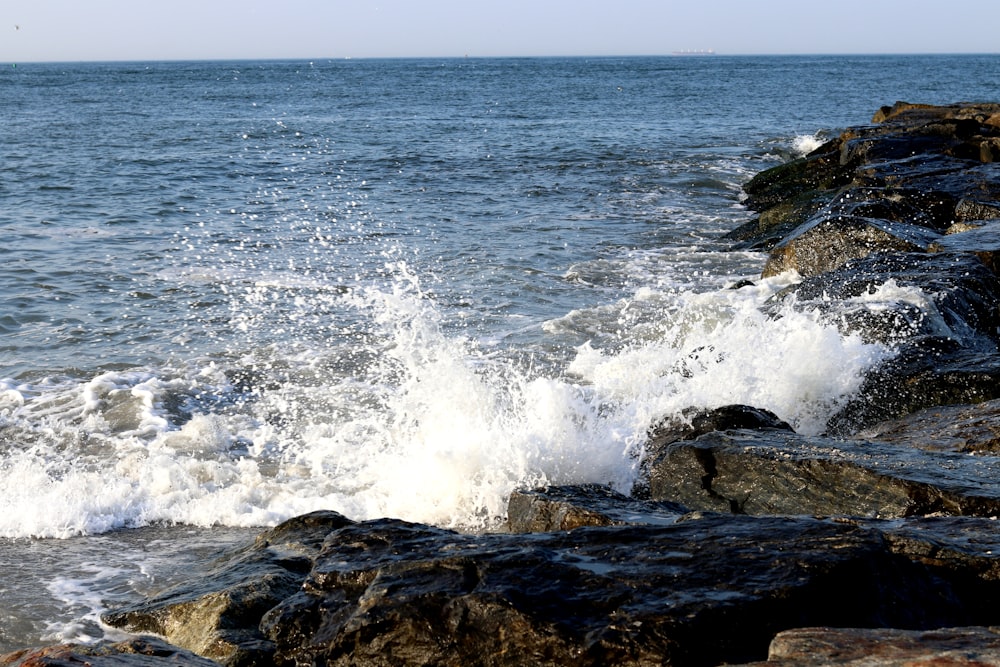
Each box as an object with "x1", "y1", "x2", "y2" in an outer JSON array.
[{"x1": 4, "y1": 51, "x2": 1000, "y2": 66}]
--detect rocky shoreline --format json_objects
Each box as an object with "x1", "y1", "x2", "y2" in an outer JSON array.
[{"x1": 8, "y1": 102, "x2": 1000, "y2": 666}]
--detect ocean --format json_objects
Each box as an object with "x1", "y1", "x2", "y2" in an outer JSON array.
[{"x1": 1, "y1": 54, "x2": 999, "y2": 651}]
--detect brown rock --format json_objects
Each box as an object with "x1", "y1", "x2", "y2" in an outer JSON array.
[
  {"x1": 738, "y1": 626, "x2": 1000, "y2": 666},
  {"x1": 102, "y1": 510, "x2": 352, "y2": 666},
  {"x1": 761, "y1": 214, "x2": 938, "y2": 278},
  {"x1": 505, "y1": 484, "x2": 685, "y2": 532},
  {"x1": 863, "y1": 399, "x2": 1000, "y2": 454},
  {"x1": 0, "y1": 637, "x2": 218, "y2": 666},
  {"x1": 646, "y1": 429, "x2": 1000, "y2": 518}
]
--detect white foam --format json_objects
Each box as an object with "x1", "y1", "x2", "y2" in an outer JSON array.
[
  {"x1": 0, "y1": 263, "x2": 896, "y2": 537},
  {"x1": 567, "y1": 275, "x2": 891, "y2": 436},
  {"x1": 791, "y1": 133, "x2": 826, "y2": 156}
]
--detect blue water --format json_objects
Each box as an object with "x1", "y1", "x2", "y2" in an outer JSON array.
[{"x1": 1, "y1": 54, "x2": 999, "y2": 650}]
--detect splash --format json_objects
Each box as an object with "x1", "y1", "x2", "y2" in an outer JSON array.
[
  {"x1": 0, "y1": 264, "x2": 896, "y2": 537},
  {"x1": 792, "y1": 133, "x2": 826, "y2": 156},
  {"x1": 565, "y1": 275, "x2": 892, "y2": 437}
]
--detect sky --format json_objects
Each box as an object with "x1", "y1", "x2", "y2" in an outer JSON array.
[{"x1": 2, "y1": 0, "x2": 999, "y2": 63}]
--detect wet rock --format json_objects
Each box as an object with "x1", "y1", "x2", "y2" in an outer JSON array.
[
  {"x1": 761, "y1": 249, "x2": 1000, "y2": 432},
  {"x1": 732, "y1": 102, "x2": 1000, "y2": 251},
  {"x1": 101, "y1": 510, "x2": 353, "y2": 667},
  {"x1": 828, "y1": 345, "x2": 1000, "y2": 435},
  {"x1": 724, "y1": 189, "x2": 832, "y2": 250},
  {"x1": 259, "y1": 513, "x2": 976, "y2": 667},
  {"x1": 645, "y1": 429, "x2": 1000, "y2": 518},
  {"x1": 0, "y1": 636, "x2": 218, "y2": 666},
  {"x1": 646, "y1": 404, "x2": 794, "y2": 448},
  {"x1": 929, "y1": 219, "x2": 1000, "y2": 274},
  {"x1": 761, "y1": 214, "x2": 940, "y2": 278},
  {"x1": 733, "y1": 626, "x2": 1000, "y2": 666},
  {"x1": 740, "y1": 145, "x2": 852, "y2": 214},
  {"x1": 505, "y1": 484, "x2": 685, "y2": 532},
  {"x1": 956, "y1": 197, "x2": 1000, "y2": 222},
  {"x1": 766, "y1": 251, "x2": 1000, "y2": 350},
  {"x1": 863, "y1": 398, "x2": 1000, "y2": 454}
]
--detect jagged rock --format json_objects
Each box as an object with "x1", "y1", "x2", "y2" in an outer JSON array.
[
  {"x1": 724, "y1": 190, "x2": 832, "y2": 250},
  {"x1": 731, "y1": 102, "x2": 1000, "y2": 252},
  {"x1": 761, "y1": 214, "x2": 940, "y2": 278},
  {"x1": 505, "y1": 484, "x2": 685, "y2": 532},
  {"x1": 760, "y1": 249, "x2": 1000, "y2": 433},
  {"x1": 740, "y1": 145, "x2": 851, "y2": 213},
  {"x1": 833, "y1": 349, "x2": 1000, "y2": 436},
  {"x1": 101, "y1": 510, "x2": 353, "y2": 667},
  {"x1": 259, "y1": 513, "x2": 985, "y2": 667},
  {"x1": 645, "y1": 429, "x2": 1000, "y2": 518},
  {"x1": 824, "y1": 187, "x2": 943, "y2": 228},
  {"x1": 0, "y1": 636, "x2": 218, "y2": 666},
  {"x1": 872, "y1": 100, "x2": 1000, "y2": 125},
  {"x1": 732, "y1": 626, "x2": 1000, "y2": 666}
]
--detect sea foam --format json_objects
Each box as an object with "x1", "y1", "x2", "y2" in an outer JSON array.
[{"x1": 0, "y1": 264, "x2": 898, "y2": 537}]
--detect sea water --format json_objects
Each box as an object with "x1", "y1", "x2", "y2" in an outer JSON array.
[{"x1": 2, "y1": 54, "x2": 999, "y2": 650}]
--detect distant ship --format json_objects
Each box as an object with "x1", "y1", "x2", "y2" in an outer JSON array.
[{"x1": 672, "y1": 49, "x2": 716, "y2": 56}]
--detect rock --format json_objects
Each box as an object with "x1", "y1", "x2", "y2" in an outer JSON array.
[
  {"x1": 828, "y1": 345, "x2": 1000, "y2": 435},
  {"x1": 740, "y1": 146, "x2": 852, "y2": 214},
  {"x1": 646, "y1": 404, "x2": 794, "y2": 447},
  {"x1": 733, "y1": 626, "x2": 1000, "y2": 666},
  {"x1": 731, "y1": 102, "x2": 1000, "y2": 251},
  {"x1": 761, "y1": 250, "x2": 1000, "y2": 432},
  {"x1": 645, "y1": 429, "x2": 1000, "y2": 518},
  {"x1": 956, "y1": 197, "x2": 1000, "y2": 222},
  {"x1": 724, "y1": 190, "x2": 832, "y2": 250},
  {"x1": 505, "y1": 484, "x2": 685, "y2": 532},
  {"x1": 0, "y1": 636, "x2": 218, "y2": 666},
  {"x1": 929, "y1": 219, "x2": 1000, "y2": 274},
  {"x1": 863, "y1": 398, "x2": 1000, "y2": 453},
  {"x1": 761, "y1": 214, "x2": 940, "y2": 278},
  {"x1": 101, "y1": 510, "x2": 353, "y2": 667},
  {"x1": 259, "y1": 513, "x2": 983, "y2": 667}
]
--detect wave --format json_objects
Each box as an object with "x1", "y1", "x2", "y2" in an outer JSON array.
[{"x1": 0, "y1": 263, "x2": 895, "y2": 538}]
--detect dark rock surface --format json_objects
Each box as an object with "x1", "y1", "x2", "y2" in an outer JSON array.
[
  {"x1": 95, "y1": 508, "x2": 1000, "y2": 667},
  {"x1": 863, "y1": 398, "x2": 1000, "y2": 453},
  {"x1": 36, "y1": 102, "x2": 1000, "y2": 666}
]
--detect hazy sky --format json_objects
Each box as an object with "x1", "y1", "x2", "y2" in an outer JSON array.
[{"x1": 3, "y1": 0, "x2": 999, "y2": 63}]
